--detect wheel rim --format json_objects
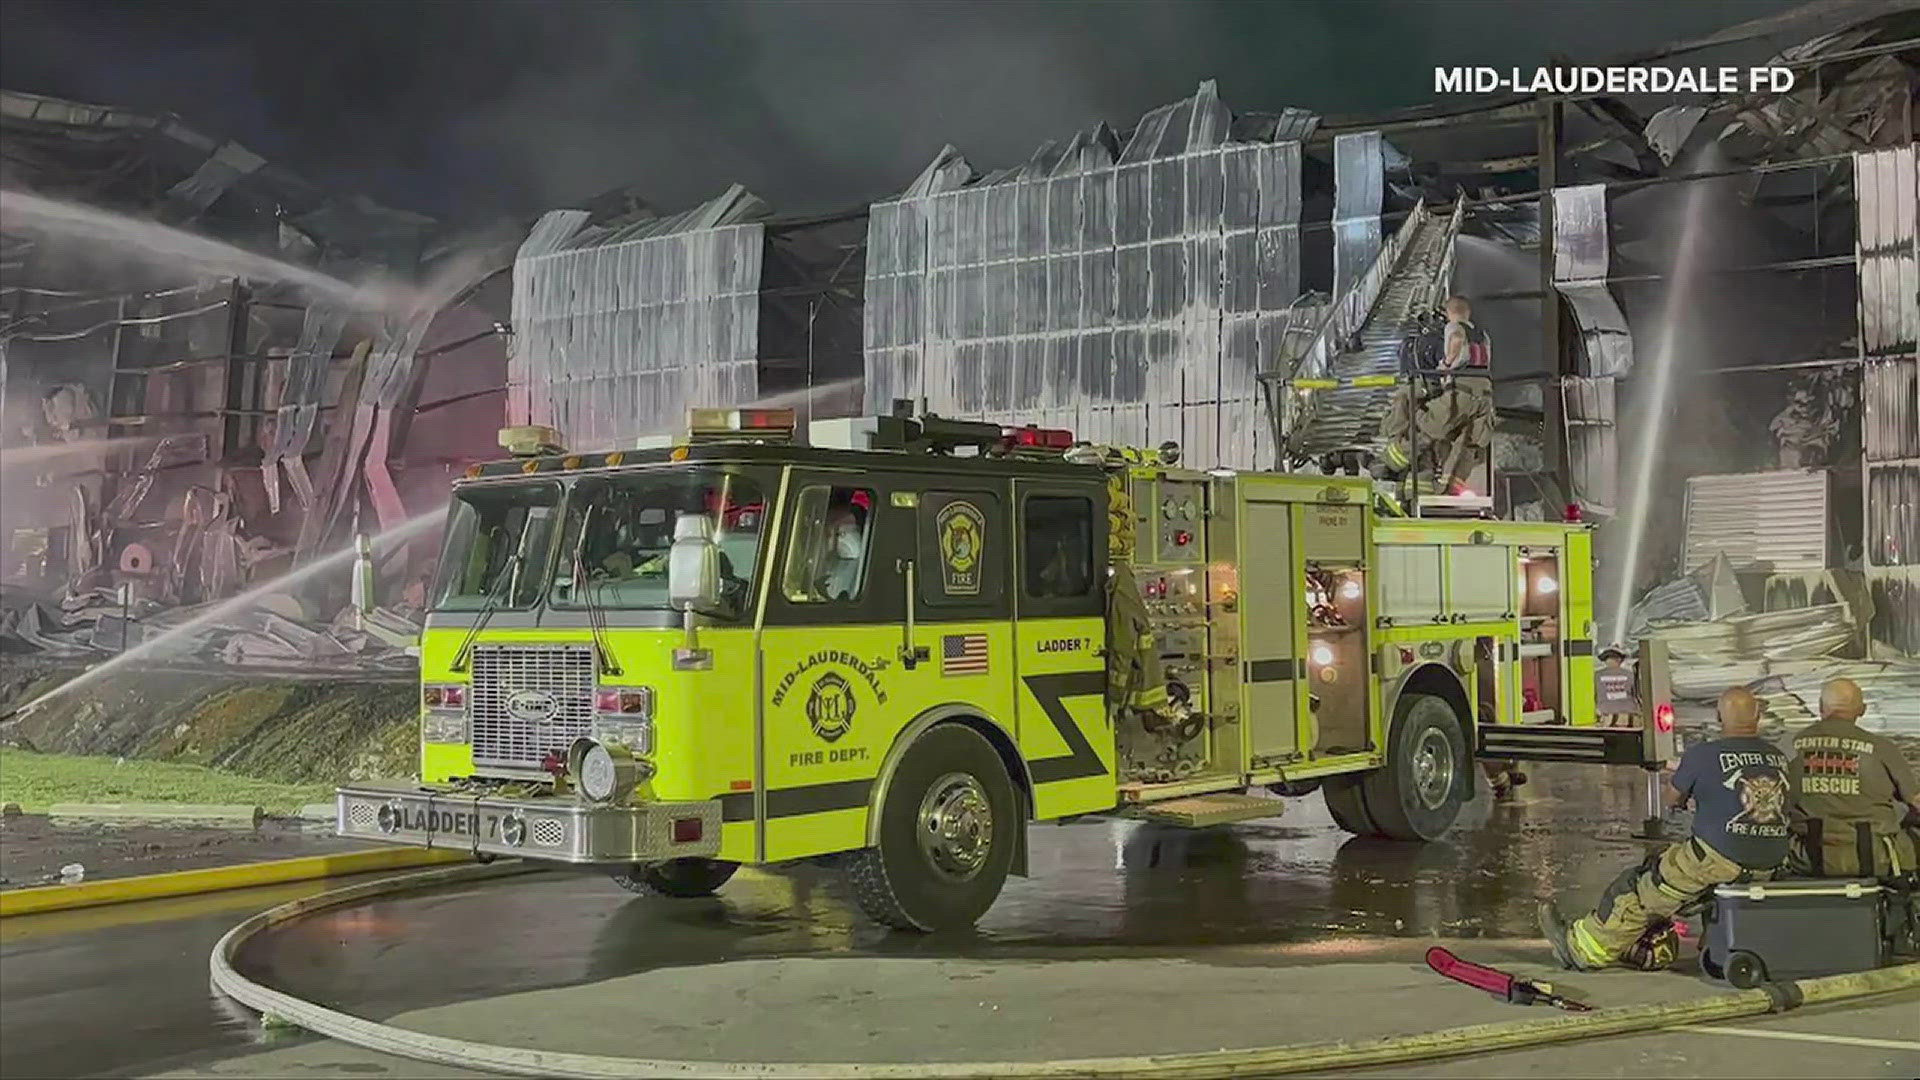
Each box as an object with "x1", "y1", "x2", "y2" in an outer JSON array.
[
  {"x1": 1411, "y1": 726, "x2": 1456, "y2": 811},
  {"x1": 917, "y1": 771, "x2": 994, "y2": 882}
]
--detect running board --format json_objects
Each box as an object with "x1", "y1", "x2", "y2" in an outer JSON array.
[
  {"x1": 1476, "y1": 724, "x2": 1655, "y2": 767},
  {"x1": 1113, "y1": 793, "x2": 1286, "y2": 828}
]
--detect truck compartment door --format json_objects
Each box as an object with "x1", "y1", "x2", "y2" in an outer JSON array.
[{"x1": 1238, "y1": 499, "x2": 1298, "y2": 762}]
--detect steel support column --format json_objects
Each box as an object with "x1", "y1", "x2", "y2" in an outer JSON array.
[
  {"x1": 1536, "y1": 97, "x2": 1567, "y2": 508},
  {"x1": 218, "y1": 280, "x2": 252, "y2": 459}
]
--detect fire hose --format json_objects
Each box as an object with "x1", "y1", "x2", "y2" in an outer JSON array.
[{"x1": 210, "y1": 862, "x2": 1920, "y2": 1079}]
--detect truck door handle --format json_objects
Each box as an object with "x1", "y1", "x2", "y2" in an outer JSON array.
[{"x1": 898, "y1": 558, "x2": 930, "y2": 669}]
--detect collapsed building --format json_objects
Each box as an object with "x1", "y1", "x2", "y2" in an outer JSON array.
[
  {"x1": 0, "y1": 90, "x2": 513, "y2": 663},
  {"x1": 0, "y1": 3, "x2": 1914, "y2": 689}
]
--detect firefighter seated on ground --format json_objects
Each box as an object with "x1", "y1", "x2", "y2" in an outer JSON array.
[
  {"x1": 1788, "y1": 677, "x2": 1920, "y2": 880},
  {"x1": 1596, "y1": 646, "x2": 1638, "y2": 728},
  {"x1": 1540, "y1": 687, "x2": 1791, "y2": 971},
  {"x1": 1380, "y1": 296, "x2": 1493, "y2": 494}
]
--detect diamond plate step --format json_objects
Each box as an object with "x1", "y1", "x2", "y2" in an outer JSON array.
[{"x1": 1116, "y1": 792, "x2": 1287, "y2": 828}]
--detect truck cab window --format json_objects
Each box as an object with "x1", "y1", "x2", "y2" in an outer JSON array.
[
  {"x1": 1024, "y1": 496, "x2": 1093, "y2": 598},
  {"x1": 549, "y1": 469, "x2": 766, "y2": 619},
  {"x1": 431, "y1": 481, "x2": 560, "y2": 610},
  {"x1": 783, "y1": 485, "x2": 875, "y2": 603}
]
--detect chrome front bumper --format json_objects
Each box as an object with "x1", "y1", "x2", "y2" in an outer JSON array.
[{"x1": 335, "y1": 781, "x2": 722, "y2": 864}]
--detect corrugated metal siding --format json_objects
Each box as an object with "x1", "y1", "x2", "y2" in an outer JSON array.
[
  {"x1": 1854, "y1": 146, "x2": 1918, "y2": 657},
  {"x1": 1552, "y1": 184, "x2": 1632, "y2": 519},
  {"x1": 1865, "y1": 464, "x2": 1917, "y2": 568},
  {"x1": 1331, "y1": 132, "x2": 1383, "y2": 298},
  {"x1": 865, "y1": 84, "x2": 1304, "y2": 471},
  {"x1": 510, "y1": 215, "x2": 763, "y2": 450},
  {"x1": 1855, "y1": 145, "x2": 1917, "y2": 359},
  {"x1": 1682, "y1": 470, "x2": 1829, "y2": 574}
]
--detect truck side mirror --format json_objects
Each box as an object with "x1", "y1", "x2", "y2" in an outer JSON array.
[{"x1": 667, "y1": 514, "x2": 720, "y2": 611}]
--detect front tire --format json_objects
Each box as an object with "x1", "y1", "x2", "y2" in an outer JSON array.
[
  {"x1": 845, "y1": 724, "x2": 1018, "y2": 931},
  {"x1": 610, "y1": 857, "x2": 738, "y2": 898}
]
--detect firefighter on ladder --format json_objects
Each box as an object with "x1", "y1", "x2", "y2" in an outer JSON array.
[{"x1": 1381, "y1": 296, "x2": 1494, "y2": 494}]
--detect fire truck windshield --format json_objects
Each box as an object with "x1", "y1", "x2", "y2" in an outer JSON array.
[
  {"x1": 431, "y1": 480, "x2": 561, "y2": 611},
  {"x1": 549, "y1": 467, "x2": 768, "y2": 621}
]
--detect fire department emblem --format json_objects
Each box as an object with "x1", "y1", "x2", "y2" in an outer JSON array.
[
  {"x1": 805, "y1": 672, "x2": 856, "y2": 743},
  {"x1": 936, "y1": 500, "x2": 985, "y2": 596},
  {"x1": 1731, "y1": 771, "x2": 1788, "y2": 827}
]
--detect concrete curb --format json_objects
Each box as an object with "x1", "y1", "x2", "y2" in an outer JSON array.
[
  {"x1": 208, "y1": 864, "x2": 1920, "y2": 1079},
  {"x1": 47, "y1": 802, "x2": 266, "y2": 829},
  {"x1": 0, "y1": 847, "x2": 468, "y2": 918}
]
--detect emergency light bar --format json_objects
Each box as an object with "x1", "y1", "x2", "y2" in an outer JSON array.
[
  {"x1": 685, "y1": 408, "x2": 797, "y2": 443},
  {"x1": 1002, "y1": 424, "x2": 1076, "y2": 451},
  {"x1": 498, "y1": 425, "x2": 567, "y2": 458}
]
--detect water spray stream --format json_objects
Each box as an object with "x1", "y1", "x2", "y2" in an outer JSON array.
[
  {"x1": 0, "y1": 190, "x2": 450, "y2": 317},
  {"x1": 3, "y1": 505, "x2": 446, "y2": 721},
  {"x1": 1608, "y1": 167, "x2": 1716, "y2": 643},
  {"x1": 0, "y1": 437, "x2": 153, "y2": 468}
]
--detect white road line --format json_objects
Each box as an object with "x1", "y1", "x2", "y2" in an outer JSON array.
[{"x1": 1672, "y1": 1024, "x2": 1920, "y2": 1052}]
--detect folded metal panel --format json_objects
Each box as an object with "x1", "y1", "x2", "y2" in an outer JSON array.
[{"x1": 1682, "y1": 470, "x2": 1829, "y2": 574}]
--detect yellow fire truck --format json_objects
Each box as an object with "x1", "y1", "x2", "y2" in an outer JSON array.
[{"x1": 337, "y1": 405, "x2": 1674, "y2": 930}]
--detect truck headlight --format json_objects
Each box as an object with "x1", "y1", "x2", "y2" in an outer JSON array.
[
  {"x1": 423, "y1": 713, "x2": 469, "y2": 744},
  {"x1": 591, "y1": 717, "x2": 653, "y2": 754},
  {"x1": 568, "y1": 738, "x2": 643, "y2": 805}
]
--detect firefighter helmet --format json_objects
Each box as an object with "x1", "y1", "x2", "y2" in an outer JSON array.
[{"x1": 1624, "y1": 919, "x2": 1681, "y2": 971}]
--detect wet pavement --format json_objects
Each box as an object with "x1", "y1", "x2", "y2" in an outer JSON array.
[
  {"x1": 4, "y1": 758, "x2": 1915, "y2": 1077},
  {"x1": 226, "y1": 762, "x2": 1674, "y2": 1027},
  {"x1": 3, "y1": 761, "x2": 1687, "y2": 1077}
]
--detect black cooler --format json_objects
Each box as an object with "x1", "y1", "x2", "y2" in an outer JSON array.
[{"x1": 1701, "y1": 878, "x2": 1888, "y2": 987}]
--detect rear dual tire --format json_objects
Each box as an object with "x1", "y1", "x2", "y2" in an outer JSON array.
[{"x1": 1322, "y1": 692, "x2": 1467, "y2": 842}]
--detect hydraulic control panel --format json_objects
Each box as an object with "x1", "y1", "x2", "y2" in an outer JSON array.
[{"x1": 1120, "y1": 474, "x2": 1214, "y2": 782}]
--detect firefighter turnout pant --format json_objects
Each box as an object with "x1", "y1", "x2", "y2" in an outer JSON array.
[
  {"x1": 1790, "y1": 820, "x2": 1920, "y2": 878},
  {"x1": 1381, "y1": 377, "x2": 1492, "y2": 487},
  {"x1": 1567, "y1": 837, "x2": 1775, "y2": 969}
]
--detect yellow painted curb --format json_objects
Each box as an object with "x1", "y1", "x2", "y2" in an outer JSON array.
[{"x1": 0, "y1": 847, "x2": 468, "y2": 918}]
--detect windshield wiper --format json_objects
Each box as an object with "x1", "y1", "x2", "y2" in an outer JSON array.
[
  {"x1": 570, "y1": 511, "x2": 622, "y2": 677},
  {"x1": 450, "y1": 551, "x2": 524, "y2": 673}
]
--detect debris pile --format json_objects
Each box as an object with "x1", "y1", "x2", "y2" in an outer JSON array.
[
  {"x1": 1751, "y1": 662, "x2": 1920, "y2": 738},
  {"x1": 1626, "y1": 551, "x2": 1857, "y2": 699},
  {"x1": 0, "y1": 585, "x2": 415, "y2": 672}
]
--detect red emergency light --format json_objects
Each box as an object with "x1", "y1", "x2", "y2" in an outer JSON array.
[
  {"x1": 1654, "y1": 703, "x2": 1675, "y2": 733},
  {"x1": 1003, "y1": 425, "x2": 1075, "y2": 450},
  {"x1": 1564, "y1": 503, "x2": 1584, "y2": 523},
  {"x1": 738, "y1": 408, "x2": 795, "y2": 429}
]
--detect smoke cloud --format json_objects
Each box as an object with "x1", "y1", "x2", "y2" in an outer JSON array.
[{"x1": 2, "y1": 0, "x2": 1798, "y2": 222}]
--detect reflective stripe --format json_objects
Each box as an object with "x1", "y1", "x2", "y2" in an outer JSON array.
[{"x1": 1569, "y1": 918, "x2": 1614, "y2": 966}]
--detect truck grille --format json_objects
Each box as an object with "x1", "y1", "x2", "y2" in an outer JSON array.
[{"x1": 469, "y1": 644, "x2": 595, "y2": 769}]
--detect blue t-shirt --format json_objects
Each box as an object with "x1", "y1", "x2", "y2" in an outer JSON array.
[{"x1": 1672, "y1": 736, "x2": 1791, "y2": 869}]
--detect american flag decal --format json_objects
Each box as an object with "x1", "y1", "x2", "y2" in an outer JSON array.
[{"x1": 941, "y1": 633, "x2": 989, "y2": 676}]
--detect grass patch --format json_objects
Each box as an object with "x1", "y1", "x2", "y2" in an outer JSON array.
[{"x1": 0, "y1": 749, "x2": 333, "y2": 816}]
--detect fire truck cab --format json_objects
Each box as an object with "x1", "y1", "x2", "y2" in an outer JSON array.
[{"x1": 337, "y1": 405, "x2": 1673, "y2": 931}]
